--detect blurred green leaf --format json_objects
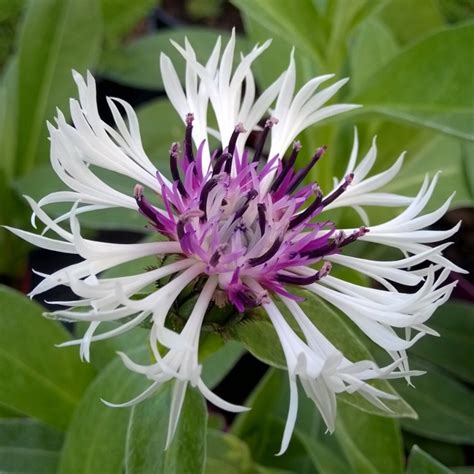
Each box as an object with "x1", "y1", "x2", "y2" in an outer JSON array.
[
  {"x1": 232, "y1": 320, "x2": 286, "y2": 370},
  {"x1": 15, "y1": 0, "x2": 102, "y2": 175},
  {"x1": 100, "y1": 0, "x2": 155, "y2": 46},
  {"x1": 410, "y1": 301, "x2": 474, "y2": 384},
  {"x1": 378, "y1": 0, "x2": 445, "y2": 45},
  {"x1": 232, "y1": 369, "x2": 324, "y2": 473},
  {"x1": 392, "y1": 359, "x2": 474, "y2": 444},
  {"x1": 403, "y1": 432, "x2": 466, "y2": 467},
  {"x1": 100, "y1": 28, "x2": 246, "y2": 91},
  {"x1": 201, "y1": 339, "x2": 245, "y2": 389},
  {"x1": 205, "y1": 429, "x2": 259, "y2": 474},
  {"x1": 136, "y1": 98, "x2": 185, "y2": 168},
  {"x1": 298, "y1": 433, "x2": 350, "y2": 474},
  {"x1": 126, "y1": 384, "x2": 207, "y2": 474},
  {"x1": 353, "y1": 24, "x2": 474, "y2": 141},
  {"x1": 350, "y1": 19, "x2": 399, "y2": 94},
  {"x1": 58, "y1": 347, "x2": 149, "y2": 474},
  {"x1": 335, "y1": 403, "x2": 404, "y2": 474},
  {"x1": 232, "y1": 291, "x2": 417, "y2": 418},
  {"x1": 231, "y1": 0, "x2": 325, "y2": 69},
  {"x1": 0, "y1": 418, "x2": 63, "y2": 474},
  {"x1": 406, "y1": 445, "x2": 452, "y2": 474},
  {"x1": 0, "y1": 286, "x2": 95, "y2": 430},
  {"x1": 461, "y1": 140, "x2": 474, "y2": 198}
]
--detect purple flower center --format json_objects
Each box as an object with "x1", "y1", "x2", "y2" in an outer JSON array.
[{"x1": 134, "y1": 115, "x2": 367, "y2": 312}]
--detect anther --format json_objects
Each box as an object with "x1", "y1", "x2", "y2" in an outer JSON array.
[
  {"x1": 252, "y1": 117, "x2": 278, "y2": 163},
  {"x1": 169, "y1": 142, "x2": 188, "y2": 198},
  {"x1": 184, "y1": 113, "x2": 194, "y2": 164},
  {"x1": 321, "y1": 173, "x2": 353, "y2": 207},
  {"x1": 270, "y1": 141, "x2": 301, "y2": 193}
]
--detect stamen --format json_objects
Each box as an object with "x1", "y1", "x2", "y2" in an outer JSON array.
[
  {"x1": 321, "y1": 173, "x2": 353, "y2": 206},
  {"x1": 184, "y1": 113, "x2": 194, "y2": 163},
  {"x1": 270, "y1": 141, "x2": 301, "y2": 193},
  {"x1": 213, "y1": 151, "x2": 231, "y2": 175},
  {"x1": 288, "y1": 188, "x2": 322, "y2": 230},
  {"x1": 338, "y1": 226, "x2": 369, "y2": 247},
  {"x1": 223, "y1": 123, "x2": 246, "y2": 175},
  {"x1": 276, "y1": 262, "x2": 331, "y2": 285},
  {"x1": 252, "y1": 117, "x2": 278, "y2": 163},
  {"x1": 257, "y1": 203, "x2": 267, "y2": 234},
  {"x1": 232, "y1": 190, "x2": 258, "y2": 223},
  {"x1": 288, "y1": 146, "x2": 326, "y2": 194},
  {"x1": 248, "y1": 238, "x2": 282, "y2": 266},
  {"x1": 169, "y1": 142, "x2": 188, "y2": 198},
  {"x1": 199, "y1": 178, "x2": 218, "y2": 220}
]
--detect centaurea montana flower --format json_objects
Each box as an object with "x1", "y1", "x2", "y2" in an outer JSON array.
[{"x1": 8, "y1": 31, "x2": 464, "y2": 453}]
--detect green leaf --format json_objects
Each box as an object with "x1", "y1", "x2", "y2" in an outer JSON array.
[
  {"x1": 0, "y1": 418, "x2": 63, "y2": 474},
  {"x1": 201, "y1": 339, "x2": 245, "y2": 389},
  {"x1": 232, "y1": 368, "x2": 325, "y2": 473},
  {"x1": 391, "y1": 359, "x2": 474, "y2": 445},
  {"x1": 406, "y1": 445, "x2": 453, "y2": 474},
  {"x1": 403, "y1": 433, "x2": 466, "y2": 468},
  {"x1": 335, "y1": 403, "x2": 404, "y2": 474},
  {"x1": 231, "y1": 0, "x2": 325, "y2": 69},
  {"x1": 136, "y1": 98, "x2": 187, "y2": 169},
  {"x1": 461, "y1": 140, "x2": 474, "y2": 198},
  {"x1": 232, "y1": 290, "x2": 416, "y2": 418},
  {"x1": 100, "y1": 0, "x2": 155, "y2": 46},
  {"x1": 125, "y1": 383, "x2": 207, "y2": 474},
  {"x1": 100, "y1": 28, "x2": 246, "y2": 91},
  {"x1": 378, "y1": 0, "x2": 445, "y2": 45},
  {"x1": 297, "y1": 433, "x2": 351, "y2": 474},
  {"x1": 350, "y1": 19, "x2": 399, "y2": 94},
  {"x1": 410, "y1": 300, "x2": 474, "y2": 384},
  {"x1": 232, "y1": 320, "x2": 286, "y2": 370},
  {"x1": 15, "y1": 0, "x2": 102, "y2": 174},
  {"x1": 0, "y1": 286, "x2": 95, "y2": 430},
  {"x1": 205, "y1": 430, "x2": 258, "y2": 474},
  {"x1": 58, "y1": 347, "x2": 149, "y2": 474},
  {"x1": 353, "y1": 24, "x2": 474, "y2": 141}
]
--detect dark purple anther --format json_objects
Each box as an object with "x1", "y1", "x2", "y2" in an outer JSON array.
[
  {"x1": 288, "y1": 189, "x2": 322, "y2": 230},
  {"x1": 270, "y1": 141, "x2": 301, "y2": 193},
  {"x1": 249, "y1": 238, "x2": 282, "y2": 266},
  {"x1": 209, "y1": 250, "x2": 221, "y2": 266},
  {"x1": 199, "y1": 178, "x2": 218, "y2": 220},
  {"x1": 321, "y1": 173, "x2": 353, "y2": 207},
  {"x1": 288, "y1": 146, "x2": 327, "y2": 194},
  {"x1": 176, "y1": 220, "x2": 185, "y2": 240},
  {"x1": 301, "y1": 241, "x2": 338, "y2": 259},
  {"x1": 257, "y1": 203, "x2": 266, "y2": 234},
  {"x1": 212, "y1": 151, "x2": 230, "y2": 175},
  {"x1": 276, "y1": 262, "x2": 331, "y2": 285},
  {"x1": 223, "y1": 123, "x2": 246, "y2": 174},
  {"x1": 134, "y1": 184, "x2": 169, "y2": 233},
  {"x1": 169, "y1": 143, "x2": 188, "y2": 198},
  {"x1": 252, "y1": 117, "x2": 278, "y2": 163},
  {"x1": 185, "y1": 113, "x2": 195, "y2": 164},
  {"x1": 338, "y1": 226, "x2": 369, "y2": 247}
]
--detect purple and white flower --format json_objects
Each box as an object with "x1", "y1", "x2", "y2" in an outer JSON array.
[{"x1": 7, "y1": 31, "x2": 464, "y2": 453}]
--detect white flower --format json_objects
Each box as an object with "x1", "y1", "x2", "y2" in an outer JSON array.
[{"x1": 7, "y1": 31, "x2": 464, "y2": 452}]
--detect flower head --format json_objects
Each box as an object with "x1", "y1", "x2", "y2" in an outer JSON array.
[{"x1": 8, "y1": 31, "x2": 464, "y2": 453}]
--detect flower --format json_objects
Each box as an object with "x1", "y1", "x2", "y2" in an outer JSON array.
[{"x1": 7, "y1": 31, "x2": 464, "y2": 453}]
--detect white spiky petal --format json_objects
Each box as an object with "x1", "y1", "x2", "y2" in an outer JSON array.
[{"x1": 6, "y1": 32, "x2": 464, "y2": 454}]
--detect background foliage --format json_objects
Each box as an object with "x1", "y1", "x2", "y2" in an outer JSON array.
[{"x1": 0, "y1": 0, "x2": 473, "y2": 473}]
